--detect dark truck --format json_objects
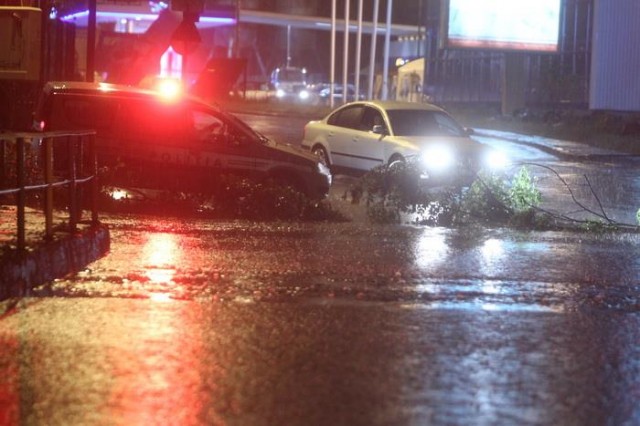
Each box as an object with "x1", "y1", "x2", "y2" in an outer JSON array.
[{"x1": 34, "y1": 81, "x2": 331, "y2": 199}]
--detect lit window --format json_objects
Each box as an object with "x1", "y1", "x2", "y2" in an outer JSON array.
[{"x1": 160, "y1": 47, "x2": 183, "y2": 79}]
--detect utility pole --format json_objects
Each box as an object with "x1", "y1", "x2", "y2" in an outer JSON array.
[
  {"x1": 342, "y1": 0, "x2": 350, "y2": 104},
  {"x1": 354, "y1": 0, "x2": 363, "y2": 100},
  {"x1": 286, "y1": 25, "x2": 291, "y2": 67},
  {"x1": 86, "y1": 0, "x2": 96, "y2": 82},
  {"x1": 382, "y1": 0, "x2": 392, "y2": 100},
  {"x1": 330, "y1": 0, "x2": 336, "y2": 108},
  {"x1": 234, "y1": 0, "x2": 240, "y2": 58},
  {"x1": 367, "y1": 0, "x2": 380, "y2": 99}
]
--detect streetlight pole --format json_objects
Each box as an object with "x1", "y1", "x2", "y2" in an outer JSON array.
[
  {"x1": 382, "y1": 0, "x2": 392, "y2": 100},
  {"x1": 342, "y1": 0, "x2": 350, "y2": 104},
  {"x1": 354, "y1": 0, "x2": 363, "y2": 100},
  {"x1": 330, "y1": 0, "x2": 336, "y2": 108},
  {"x1": 86, "y1": 0, "x2": 96, "y2": 82},
  {"x1": 234, "y1": 0, "x2": 240, "y2": 58},
  {"x1": 368, "y1": 0, "x2": 380, "y2": 99}
]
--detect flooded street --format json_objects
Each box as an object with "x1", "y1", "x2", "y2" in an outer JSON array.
[
  {"x1": 1, "y1": 216, "x2": 639, "y2": 424},
  {"x1": 240, "y1": 112, "x2": 640, "y2": 226},
  {"x1": 36, "y1": 218, "x2": 640, "y2": 312},
  {"x1": 1, "y1": 112, "x2": 639, "y2": 424},
  {"x1": 1, "y1": 297, "x2": 639, "y2": 425}
]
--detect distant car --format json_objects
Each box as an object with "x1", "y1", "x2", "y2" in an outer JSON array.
[
  {"x1": 317, "y1": 84, "x2": 364, "y2": 103},
  {"x1": 270, "y1": 66, "x2": 311, "y2": 102},
  {"x1": 301, "y1": 100, "x2": 507, "y2": 186},
  {"x1": 34, "y1": 81, "x2": 331, "y2": 199}
]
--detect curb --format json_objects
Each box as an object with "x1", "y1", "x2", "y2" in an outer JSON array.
[
  {"x1": 0, "y1": 225, "x2": 110, "y2": 300},
  {"x1": 473, "y1": 128, "x2": 590, "y2": 161},
  {"x1": 473, "y1": 128, "x2": 638, "y2": 161}
]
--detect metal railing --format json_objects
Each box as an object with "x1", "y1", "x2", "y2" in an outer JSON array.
[{"x1": 0, "y1": 130, "x2": 99, "y2": 251}]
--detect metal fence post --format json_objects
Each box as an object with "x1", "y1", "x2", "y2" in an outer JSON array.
[
  {"x1": 0, "y1": 138, "x2": 6, "y2": 188},
  {"x1": 76, "y1": 135, "x2": 85, "y2": 220},
  {"x1": 67, "y1": 135, "x2": 77, "y2": 232},
  {"x1": 89, "y1": 134, "x2": 99, "y2": 225},
  {"x1": 16, "y1": 137, "x2": 26, "y2": 251},
  {"x1": 1, "y1": 130, "x2": 99, "y2": 253},
  {"x1": 43, "y1": 136, "x2": 54, "y2": 239}
]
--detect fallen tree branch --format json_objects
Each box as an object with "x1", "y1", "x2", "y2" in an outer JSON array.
[
  {"x1": 470, "y1": 163, "x2": 638, "y2": 230},
  {"x1": 515, "y1": 162, "x2": 638, "y2": 229},
  {"x1": 520, "y1": 162, "x2": 614, "y2": 223},
  {"x1": 583, "y1": 174, "x2": 613, "y2": 223}
]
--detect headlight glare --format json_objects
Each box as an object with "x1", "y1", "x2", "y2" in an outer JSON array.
[
  {"x1": 298, "y1": 89, "x2": 310, "y2": 100},
  {"x1": 422, "y1": 145, "x2": 454, "y2": 172},
  {"x1": 485, "y1": 150, "x2": 509, "y2": 170}
]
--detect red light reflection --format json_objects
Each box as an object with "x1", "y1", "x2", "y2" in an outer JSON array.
[
  {"x1": 143, "y1": 233, "x2": 180, "y2": 285},
  {"x1": 106, "y1": 301, "x2": 212, "y2": 424}
]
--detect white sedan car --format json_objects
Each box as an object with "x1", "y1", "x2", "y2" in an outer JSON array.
[{"x1": 302, "y1": 100, "x2": 507, "y2": 186}]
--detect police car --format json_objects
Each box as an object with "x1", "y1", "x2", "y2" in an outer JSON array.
[{"x1": 34, "y1": 81, "x2": 331, "y2": 199}]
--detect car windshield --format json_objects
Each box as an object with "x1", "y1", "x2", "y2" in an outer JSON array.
[
  {"x1": 386, "y1": 109, "x2": 467, "y2": 137},
  {"x1": 223, "y1": 109, "x2": 266, "y2": 143},
  {"x1": 279, "y1": 69, "x2": 305, "y2": 83}
]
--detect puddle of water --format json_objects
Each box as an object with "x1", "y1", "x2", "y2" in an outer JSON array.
[
  {"x1": 400, "y1": 301, "x2": 564, "y2": 313},
  {"x1": 302, "y1": 296, "x2": 564, "y2": 313}
]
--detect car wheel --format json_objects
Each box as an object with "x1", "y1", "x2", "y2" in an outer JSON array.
[
  {"x1": 312, "y1": 145, "x2": 330, "y2": 166},
  {"x1": 387, "y1": 155, "x2": 405, "y2": 170}
]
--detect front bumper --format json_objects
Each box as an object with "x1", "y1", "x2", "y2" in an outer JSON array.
[{"x1": 305, "y1": 163, "x2": 332, "y2": 199}]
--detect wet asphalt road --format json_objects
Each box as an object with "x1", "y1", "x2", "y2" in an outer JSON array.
[
  {"x1": 239, "y1": 112, "x2": 640, "y2": 226},
  {"x1": 1, "y1": 218, "x2": 640, "y2": 425},
  {"x1": 1, "y1": 113, "x2": 640, "y2": 425}
]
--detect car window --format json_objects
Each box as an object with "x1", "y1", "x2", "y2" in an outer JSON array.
[
  {"x1": 61, "y1": 97, "x2": 117, "y2": 130},
  {"x1": 117, "y1": 99, "x2": 189, "y2": 145},
  {"x1": 360, "y1": 107, "x2": 385, "y2": 131},
  {"x1": 433, "y1": 113, "x2": 467, "y2": 136},
  {"x1": 386, "y1": 109, "x2": 466, "y2": 137},
  {"x1": 327, "y1": 105, "x2": 364, "y2": 130},
  {"x1": 190, "y1": 108, "x2": 256, "y2": 148},
  {"x1": 192, "y1": 110, "x2": 226, "y2": 141}
]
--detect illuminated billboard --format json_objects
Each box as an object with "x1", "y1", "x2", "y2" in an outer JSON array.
[{"x1": 445, "y1": 0, "x2": 562, "y2": 52}]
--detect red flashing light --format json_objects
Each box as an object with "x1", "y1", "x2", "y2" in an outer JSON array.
[{"x1": 155, "y1": 78, "x2": 183, "y2": 101}]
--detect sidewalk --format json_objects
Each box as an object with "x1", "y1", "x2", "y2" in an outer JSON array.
[
  {"x1": 0, "y1": 205, "x2": 110, "y2": 300},
  {"x1": 0, "y1": 123, "x2": 634, "y2": 300},
  {"x1": 474, "y1": 128, "x2": 636, "y2": 159}
]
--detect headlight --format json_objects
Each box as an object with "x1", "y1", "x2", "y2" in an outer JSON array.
[
  {"x1": 298, "y1": 89, "x2": 310, "y2": 100},
  {"x1": 276, "y1": 89, "x2": 286, "y2": 98},
  {"x1": 109, "y1": 189, "x2": 129, "y2": 200},
  {"x1": 484, "y1": 150, "x2": 509, "y2": 170},
  {"x1": 422, "y1": 145, "x2": 455, "y2": 172},
  {"x1": 317, "y1": 161, "x2": 331, "y2": 177}
]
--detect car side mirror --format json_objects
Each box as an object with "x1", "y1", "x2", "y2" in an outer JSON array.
[
  {"x1": 372, "y1": 124, "x2": 387, "y2": 135},
  {"x1": 465, "y1": 127, "x2": 475, "y2": 136}
]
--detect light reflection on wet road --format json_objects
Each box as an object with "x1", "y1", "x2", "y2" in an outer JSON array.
[
  {"x1": 2, "y1": 217, "x2": 640, "y2": 424},
  {"x1": 239, "y1": 112, "x2": 640, "y2": 226},
  {"x1": 45, "y1": 217, "x2": 640, "y2": 311},
  {"x1": 1, "y1": 113, "x2": 639, "y2": 424}
]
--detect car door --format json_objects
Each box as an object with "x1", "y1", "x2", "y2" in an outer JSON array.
[
  {"x1": 110, "y1": 98, "x2": 195, "y2": 190},
  {"x1": 190, "y1": 108, "x2": 260, "y2": 187},
  {"x1": 348, "y1": 106, "x2": 387, "y2": 171},
  {"x1": 325, "y1": 104, "x2": 364, "y2": 170}
]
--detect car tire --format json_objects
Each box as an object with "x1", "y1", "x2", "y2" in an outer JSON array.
[
  {"x1": 387, "y1": 155, "x2": 405, "y2": 170},
  {"x1": 312, "y1": 145, "x2": 330, "y2": 166}
]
